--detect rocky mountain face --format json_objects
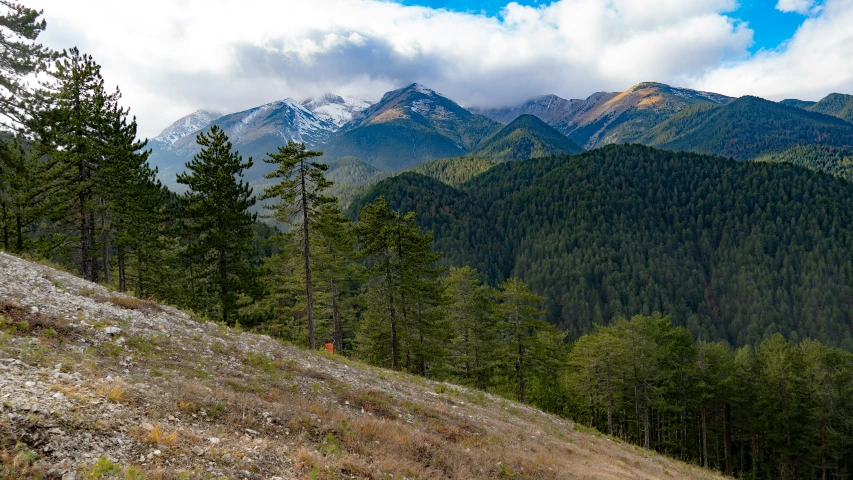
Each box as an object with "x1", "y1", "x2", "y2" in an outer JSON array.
[
  {"x1": 0, "y1": 251, "x2": 727, "y2": 480},
  {"x1": 301, "y1": 94, "x2": 372, "y2": 127},
  {"x1": 473, "y1": 82, "x2": 733, "y2": 149},
  {"x1": 148, "y1": 99, "x2": 340, "y2": 187},
  {"x1": 148, "y1": 109, "x2": 222, "y2": 148},
  {"x1": 320, "y1": 83, "x2": 502, "y2": 171}
]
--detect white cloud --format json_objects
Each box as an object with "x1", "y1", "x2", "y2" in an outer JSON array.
[
  {"x1": 776, "y1": 0, "x2": 816, "y2": 14},
  {"x1": 695, "y1": 0, "x2": 853, "y2": 101},
  {"x1": 33, "y1": 0, "x2": 755, "y2": 137}
]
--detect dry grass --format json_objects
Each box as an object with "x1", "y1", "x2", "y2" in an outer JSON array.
[
  {"x1": 0, "y1": 252, "x2": 732, "y2": 480},
  {"x1": 92, "y1": 294, "x2": 162, "y2": 313},
  {"x1": 144, "y1": 425, "x2": 178, "y2": 447},
  {"x1": 0, "y1": 299, "x2": 76, "y2": 338},
  {"x1": 95, "y1": 383, "x2": 128, "y2": 403}
]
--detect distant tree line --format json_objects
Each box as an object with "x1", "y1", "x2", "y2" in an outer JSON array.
[{"x1": 2, "y1": 4, "x2": 852, "y2": 479}]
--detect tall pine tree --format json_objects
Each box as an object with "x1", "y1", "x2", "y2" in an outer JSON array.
[
  {"x1": 177, "y1": 125, "x2": 258, "y2": 324},
  {"x1": 260, "y1": 141, "x2": 333, "y2": 349}
]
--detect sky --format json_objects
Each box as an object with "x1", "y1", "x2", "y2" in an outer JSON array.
[{"x1": 30, "y1": 0, "x2": 853, "y2": 138}]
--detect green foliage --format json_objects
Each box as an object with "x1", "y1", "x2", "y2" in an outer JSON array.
[
  {"x1": 353, "y1": 197, "x2": 449, "y2": 374},
  {"x1": 640, "y1": 96, "x2": 853, "y2": 160},
  {"x1": 411, "y1": 155, "x2": 495, "y2": 187},
  {"x1": 357, "y1": 144, "x2": 853, "y2": 350},
  {"x1": 754, "y1": 144, "x2": 853, "y2": 182},
  {"x1": 0, "y1": 1, "x2": 51, "y2": 128},
  {"x1": 323, "y1": 156, "x2": 391, "y2": 207},
  {"x1": 806, "y1": 92, "x2": 853, "y2": 123},
  {"x1": 565, "y1": 315, "x2": 853, "y2": 479},
  {"x1": 177, "y1": 125, "x2": 259, "y2": 324},
  {"x1": 323, "y1": 118, "x2": 466, "y2": 171},
  {"x1": 474, "y1": 114, "x2": 583, "y2": 162}
]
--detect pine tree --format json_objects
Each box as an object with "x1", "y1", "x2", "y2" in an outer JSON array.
[
  {"x1": 444, "y1": 266, "x2": 501, "y2": 388},
  {"x1": 354, "y1": 197, "x2": 446, "y2": 373},
  {"x1": 354, "y1": 197, "x2": 401, "y2": 368},
  {"x1": 0, "y1": 137, "x2": 37, "y2": 252},
  {"x1": 29, "y1": 48, "x2": 117, "y2": 280},
  {"x1": 314, "y1": 202, "x2": 360, "y2": 352},
  {"x1": 261, "y1": 141, "x2": 333, "y2": 349},
  {"x1": 177, "y1": 125, "x2": 258, "y2": 324},
  {"x1": 497, "y1": 277, "x2": 547, "y2": 403},
  {"x1": 0, "y1": 1, "x2": 52, "y2": 128}
]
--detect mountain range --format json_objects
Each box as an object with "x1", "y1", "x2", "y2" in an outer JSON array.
[{"x1": 147, "y1": 81, "x2": 853, "y2": 197}]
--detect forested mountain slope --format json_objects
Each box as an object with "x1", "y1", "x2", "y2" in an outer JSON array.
[
  {"x1": 639, "y1": 96, "x2": 853, "y2": 159},
  {"x1": 321, "y1": 84, "x2": 501, "y2": 171},
  {"x1": 807, "y1": 92, "x2": 853, "y2": 122},
  {"x1": 355, "y1": 144, "x2": 853, "y2": 349},
  {"x1": 473, "y1": 114, "x2": 583, "y2": 162},
  {"x1": 754, "y1": 144, "x2": 853, "y2": 182}
]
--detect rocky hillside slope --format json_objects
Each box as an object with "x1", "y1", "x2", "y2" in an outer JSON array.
[{"x1": 0, "y1": 252, "x2": 728, "y2": 479}]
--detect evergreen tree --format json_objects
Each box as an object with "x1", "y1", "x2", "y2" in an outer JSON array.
[
  {"x1": 314, "y1": 202, "x2": 360, "y2": 351},
  {"x1": 29, "y1": 48, "x2": 117, "y2": 280},
  {"x1": 177, "y1": 125, "x2": 258, "y2": 324},
  {"x1": 0, "y1": 1, "x2": 52, "y2": 128},
  {"x1": 261, "y1": 141, "x2": 333, "y2": 349},
  {"x1": 444, "y1": 266, "x2": 501, "y2": 388},
  {"x1": 0, "y1": 137, "x2": 37, "y2": 252},
  {"x1": 355, "y1": 197, "x2": 447, "y2": 373},
  {"x1": 496, "y1": 277, "x2": 549, "y2": 402}
]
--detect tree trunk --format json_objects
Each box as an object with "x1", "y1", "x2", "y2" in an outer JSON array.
[
  {"x1": 701, "y1": 408, "x2": 709, "y2": 468},
  {"x1": 383, "y1": 250, "x2": 398, "y2": 370},
  {"x1": 1, "y1": 201, "x2": 8, "y2": 250},
  {"x1": 516, "y1": 305, "x2": 525, "y2": 403},
  {"x1": 300, "y1": 160, "x2": 315, "y2": 349},
  {"x1": 606, "y1": 359, "x2": 614, "y2": 436},
  {"x1": 80, "y1": 190, "x2": 92, "y2": 281},
  {"x1": 395, "y1": 221, "x2": 409, "y2": 359},
  {"x1": 722, "y1": 402, "x2": 730, "y2": 474},
  {"x1": 101, "y1": 209, "x2": 110, "y2": 286},
  {"x1": 118, "y1": 246, "x2": 126, "y2": 292},
  {"x1": 15, "y1": 212, "x2": 22, "y2": 252},
  {"x1": 331, "y1": 279, "x2": 343, "y2": 352},
  {"x1": 219, "y1": 245, "x2": 228, "y2": 325},
  {"x1": 88, "y1": 209, "x2": 98, "y2": 282}
]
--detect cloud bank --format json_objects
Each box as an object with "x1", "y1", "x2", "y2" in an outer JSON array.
[{"x1": 34, "y1": 0, "x2": 853, "y2": 137}]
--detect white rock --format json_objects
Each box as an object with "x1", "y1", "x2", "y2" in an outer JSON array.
[
  {"x1": 24, "y1": 381, "x2": 35, "y2": 388},
  {"x1": 208, "y1": 437, "x2": 220, "y2": 445},
  {"x1": 142, "y1": 423, "x2": 154, "y2": 431},
  {"x1": 30, "y1": 306, "x2": 39, "y2": 314},
  {"x1": 105, "y1": 326, "x2": 121, "y2": 335},
  {"x1": 153, "y1": 449, "x2": 161, "y2": 456}
]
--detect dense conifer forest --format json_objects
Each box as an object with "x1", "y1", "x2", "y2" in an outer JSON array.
[{"x1": 3, "y1": 3, "x2": 853, "y2": 478}]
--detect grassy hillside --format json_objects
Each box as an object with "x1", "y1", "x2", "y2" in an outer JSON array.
[
  {"x1": 754, "y1": 144, "x2": 853, "y2": 182},
  {"x1": 355, "y1": 144, "x2": 853, "y2": 349},
  {"x1": 474, "y1": 114, "x2": 583, "y2": 162},
  {"x1": 0, "y1": 252, "x2": 728, "y2": 480},
  {"x1": 640, "y1": 96, "x2": 853, "y2": 159}
]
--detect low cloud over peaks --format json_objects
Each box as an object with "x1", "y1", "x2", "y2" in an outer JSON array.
[{"x1": 35, "y1": 0, "x2": 853, "y2": 137}]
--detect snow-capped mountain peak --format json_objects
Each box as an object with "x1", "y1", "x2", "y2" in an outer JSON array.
[
  {"x1": 302, "y1": 94, "x2": 372, "y2": 128},
  {"x1": 153, "y1": 109, "x2": 222, "y2": 145}
]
